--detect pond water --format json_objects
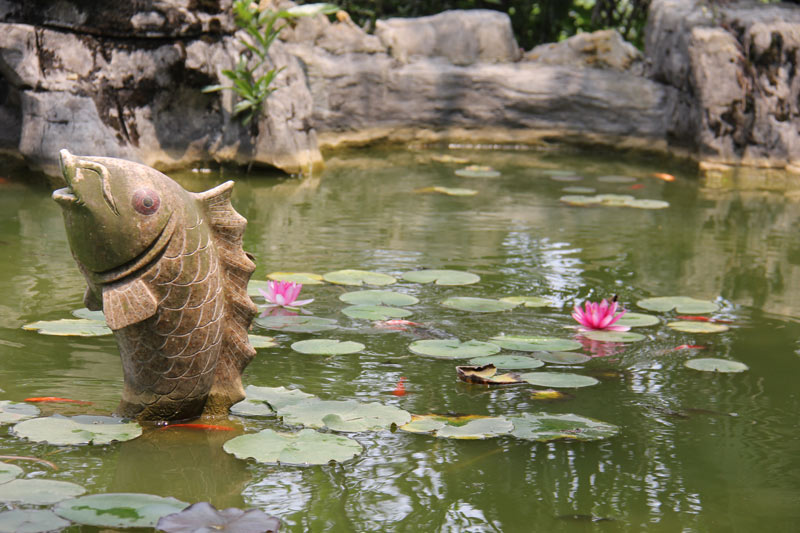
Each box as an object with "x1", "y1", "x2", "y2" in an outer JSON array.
[{"x1": 1, "y1": 146, "x2": 800, "y2": 531}]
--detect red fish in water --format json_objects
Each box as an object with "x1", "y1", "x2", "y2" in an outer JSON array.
[
  {"x1": 160, "y1": 423, "x2": 233, "y2": 431},
  {"x1": 629, "y1": 184, "x2": 645, "y2": 190},
  {"x1": 676, "y1": 315, "x2": 732, "y2": 324},
  {"x1": 650, "y1": 172, "x2": 676, "y2": 182},
  {"x1": 25, "y1": 397, "x2": 92, "y2": 405},
  {"x1": 392, "y1": 377, "x2": 407, "y2": 396},
  {"x1": 671, "y1": 345, "x2": 706, "y2": 351}
]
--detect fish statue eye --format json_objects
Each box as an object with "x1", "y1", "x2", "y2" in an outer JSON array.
[{"x1": 132, "y1": 189, "x2": 160, "y2": 215}]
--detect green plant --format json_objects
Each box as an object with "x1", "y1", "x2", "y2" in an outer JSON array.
[{"x1": 203, "y1": 1, "x2": 338, "y2": 129}]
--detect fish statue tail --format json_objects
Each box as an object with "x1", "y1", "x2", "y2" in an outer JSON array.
[{"x1": 193, "y1": 182, "x2": 258, "y2": 413}]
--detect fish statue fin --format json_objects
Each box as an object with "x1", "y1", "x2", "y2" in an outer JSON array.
[
  {"x1": 193, "y1": 181, "x2": 257, "y2": 409},
  {"x1": 102, "y1": 278, "x2": 159, "y2": 331}
]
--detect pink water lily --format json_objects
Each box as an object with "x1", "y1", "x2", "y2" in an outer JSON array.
[
  {"x1": 572, "y1": 298, "x2": 630, "y2": 332},
  {"x1": 258, "y1": 281, "x2": 313, "y2": 309}
]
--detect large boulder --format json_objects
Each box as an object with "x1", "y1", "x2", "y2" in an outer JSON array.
[
  {"x1": 646, "y1": 0, "x2": 800, "y2": 167},
  {"x1": 0, "y1": 1, "x2": 322, "y2": 178},
  {"x1": 524, "y1": 29, "x2": 643, "y2": 74}
]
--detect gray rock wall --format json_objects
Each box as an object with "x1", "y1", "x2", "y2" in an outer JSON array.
[{"x1": 646, "y1": 0, "x2": 800, "y2": 167}]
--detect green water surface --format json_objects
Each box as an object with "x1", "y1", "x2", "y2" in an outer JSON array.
[{"x1": 1, "y1": 146, "x2": 799, "y2": 532}]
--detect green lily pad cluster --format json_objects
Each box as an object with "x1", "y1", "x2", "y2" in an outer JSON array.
[{"x1": 560, "y1": 193, "x2": 669, "y2": 209}]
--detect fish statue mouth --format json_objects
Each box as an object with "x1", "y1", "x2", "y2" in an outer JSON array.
[{"x1": 52, "y1": 186, "x2": 79, "y2": 205}]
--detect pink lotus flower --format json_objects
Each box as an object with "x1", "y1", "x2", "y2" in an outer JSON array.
[
  {"x1": 572, "y1": 298, "x2": 630, "y2": 332},
  {"x1": 258, "y1": 281, "x2": 313, "y2": 310}
]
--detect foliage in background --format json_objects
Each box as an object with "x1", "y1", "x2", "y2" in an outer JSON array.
[
  {"x1": 204, "y1": 1, "x2": 338, "y2": 129},
  {"x1": 328, "y1": 0, "x2": 651, "y2": 49}
]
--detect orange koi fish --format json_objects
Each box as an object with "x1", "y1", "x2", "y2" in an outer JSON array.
[
  {"x1": 392, "y1": 377, "x2": 408, "y2": 396},
  {"x1": 24, "y1": 397, "x2": 92, "y2": 405}
]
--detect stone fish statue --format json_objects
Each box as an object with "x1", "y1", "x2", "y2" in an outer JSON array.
[{"x1": 52, "y1": 150, "x2": 258, "y2": 421}]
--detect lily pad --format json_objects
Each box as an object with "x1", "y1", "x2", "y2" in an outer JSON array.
[
  {"x1": 229, "y1": 400, "x2": 273, "y2": 417},
  {"x1": 342, "y1": 305, "x2": 413, "y2": 321},
  {"x1": 0, "y1": 401, "x2": 39, "y2": 425},
  {"x1": 339, "y1": 290, "x2": 419, "y2": 306},
  {"x1": 559, "y1": 194, "x2": 600, "y2": 206},
  {"x1": 627, "y1": 199, "x2": 670, "y2": 209},
  {"x1": 157, "y1": 502, "x2": 281, "y2": 533},
  {"x1": 509, "y1": 413, "x2": 619, "y2": 442},
  {"x1": 409, "y1": 339, "x2": 500, "y2": 359},
  {"x1": 266, "y1": 272, "x2": 324, "y2": 285},
  {"x1": 71, "y1": 308, "x2": 106, "y2": 321},
  {"x1": 490, "y1": 335, "x2": 583, "y2": 352},
  {"x1": 0, "y1": 510, "x2": 71, "y2": 533},
  {"x1": 456, "y1": 364, "x2": 523, "y2": 385},
  {"x1": 499, "y1": 296, "x2": 551, "y2": 307},
  {"x1": 323, "y1": 269, "x2": 396, "y2": 286},
  {"x1": 455, "y1": 165, "x2": 501, "y2": 178},
  {"x1": 248, "y1": 335, "x2": 277, "y2": 348},
  {"x1": 597, "y1": 175, "x2": 637, "y2": 183},
  {"x1": 290, "y1": 339, "x2": 365, "y2": 355},
  {"x1": 519, "y1": 372, "x2": 599, "y2": 388},
  {"x1": 242, "y1": 385, "x2": 317, "y2": 411},
  {"x1": 467, "y1": 354, "x2": 545, "y2": 370},
  {"x1": 0, "y1": 462, "x2": 23, "y2": 484},
  {"x1": 430, "y1": 154, "x2": 470, "y2": 164},
  {"x1": 414, "y1": 186, "x2": 478, "y2": 197},
  {"x1": 441, "y1": 297, "x2": 518, "y2": 313},
  {"x1": 401, "y1": 269, "x2": 480, "y2": 286},
  {"x1": 685, "y1": 358, "x2": 749, "y2": 373},
  {"x1": 22, "y1": 319, "x2": 111, "y2": 337},
  {"x1": 580, "y1": 331, "x2": 646, "y2": 342},
  {"x1": 254, "y1": 315, "x2": 337, "y2": 333},
  {"x1": 0, "y1": 479, "x2": 85, "y2": 505},
  {"x1": 561, "y1": 186, "x2": 596, "y2": 194},
  {"x1": 667, "y1": 321, "x2": 730, "y2": 333},
  {"x1": 279, "y1": 399, "x2": 411, "y2": 432},
  {"x1": 223, "y1": 428, "x2": 362, "y2": 465},
  {"x1": 531, "y1": 351, "x2": 591, "y2": 365},
  {"x1": 399, "y1": 414, "x2": 513, "y2": 439},
  {"x1": 54, "y1": 493, "x2": 189, "y2": 529},
  {"x1": 12, "y1": 415, "x2": 142, "y2": 446},
  {"x1": 615, "y1": 312, "x2": 660, "y2": 327},
  {"x1": 636, "y1": 296, "x2": 719, "y2": 314}
]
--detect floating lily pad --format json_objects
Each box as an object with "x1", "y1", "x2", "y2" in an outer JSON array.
[
  {"x1": 409, "y1": 339, "x2": 500, "y2": 359},
  {"x1": 229, "y1": 400, "x2": 273, "y2": 417},
  {"x1": 157, "y1": 502, "x2": 281, "y2": 533},
  {"x1": 561, "y1": 186, "x2": 596, "y2": 194},
  {"x1": 339, "y1": 290, "x2": 419, "y2": 306},
  {"x1": 615, "y1": 312, "x2": 660, "y2": 327},
  {"x1": 223, "y1": 428, "x2": 362, "y2": 465},
  {"x1": 243, "y1": 385, "x2": 317, "y2": 411},
  {"x1": 279, "y1": 399, "x2": 410, "y2": 432},
  {"x1": 441, "y1": 297, "x2": 517, "y2": 313},
  {"x1": 559, "y1": 194, "x2": 599, "y2": 206},
  {"x1": 54, "y1": 493, "x2": 189, "y2": 529},
  {"x1": 342, "y1": 305, "x2": 412, "y2": 321},
  {"x1": 0, "y1": 479, "x2": 85, "y2": 505},
  {"x1": 22, "y1": 319, "x2": 111, "y2": 337},
  {"x1": 455, "y1": 165, "x2": 501, "y2": 178},
  {"x1": 0, "y1": 509, "x2": 71, "y2": 533},
  {"x1": 597, "y1": 175, "x2": 637, "y2": 183},
  {"x1": 266, "y1": 272, "x2": 324, "y2": 285},
  {"x1": 531, "y1": 351, "x2": 591, "y2": 365},
  {"x1": 322, "y1": 270, "x2": 396, "y2": 286},
  {"x1": 0, "y1": 462, "x2": 22, "y2": 484},
  {"x1": 415, "y1": 186, "x2": 478, "y2": 196},
  {"x1": 254, "y1": 315, "x2": 338, "y2": 333},
  {"x1": 0, "y1": 401, "x2": 39, "y2": 425},
  {"x1": 456, "y1": 364, "x2": 523, "y2": 385},
  {"x1": 71, "y1": 308, "x2": 106, "y2": 321},
  {"x1": 530, "y1": 389, "x2": 574, "y2": 401},
  {"x1": 519, "y1": 372, "x2": 599, "y2": 388},
  {"x1": 290, "y1": 339, "x2": 365, "y2": 355},
  {"x1": 490, "y1": 335, "x2": 583, "y2": 352},
  {"x1": 627, "y1": 199, "x2": 670, "y2": 209},
  {"x1": 248, "y1": 335, "x2": 277, "y2": 348},
  {"x1": 595, "y1": 193, "x2": 635, "y2": 205},
  {"x1": 509, "y1": 413, "x2": 619, "y2": 442},
  {"x1": 580, "y1": 331, "x2": 645, "y2": 342},
  {"x1": 467, "y1": 354, "x2": 545, "y2": 370},
  {"x1": 401, "y1": 269, "x2": 480, "y2": 286},
  {"x1": 636, "y1": 296, "x2": 719, "y2": 314},
  {"x1": 400, "y1": 414, "x2": 513, "y2": 439},
  {"x1": 12, "y1": 415, "x2": 142, "y2": 446},
  {"x1": 667, "y1": 321, "x2": 729, "y2": 333},
  {"x1": 685, "y1": 358, "x2": 748, "y2": 373},
  {"x1": 499, "y1": 296, "x2": 551, "y2": 307},
  {"x1": 430, "y1": 154, "x2": 470, "y2": 164}
]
